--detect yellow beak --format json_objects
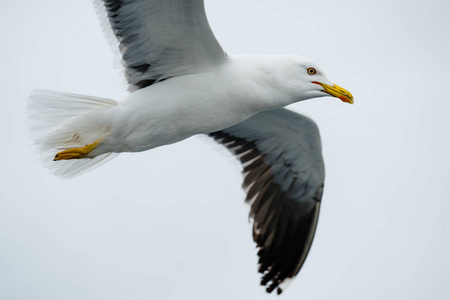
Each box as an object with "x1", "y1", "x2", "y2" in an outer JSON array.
[{"x1": 312, "y1": 81, "x2": 354, "y2": 104}]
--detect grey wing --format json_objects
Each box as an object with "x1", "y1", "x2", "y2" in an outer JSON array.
[
  {"x1": 93, "y1": 0, "x2": 226, "y2": 90},
  {"x1": 209, "y1": 109, "x2": 325, "y2": 294}
]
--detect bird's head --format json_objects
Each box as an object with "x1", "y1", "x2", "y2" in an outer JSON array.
[
  {"x1": 299, "y1": 57, "x2": 353, "y2": 104},
  {"x1": 272, "y1": 55, "x2": 354, "y2": 104}
]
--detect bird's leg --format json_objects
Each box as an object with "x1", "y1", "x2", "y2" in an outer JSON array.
[{"x1": 53, "y1": 138, "x2": 103, "y2": 161}]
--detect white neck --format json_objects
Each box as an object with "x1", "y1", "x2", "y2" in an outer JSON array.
[{"x1": 224, "y1": 54, "x2": 317, "y2": 111}]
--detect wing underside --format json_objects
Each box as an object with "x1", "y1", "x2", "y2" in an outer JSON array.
[{"x1": 209, "y1": 109, "x2": 325, "y2": 294}]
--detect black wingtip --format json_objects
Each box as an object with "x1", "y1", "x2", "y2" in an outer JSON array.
[{"x1": 266, "y1": 283, "x2": 277, "y2": 293}]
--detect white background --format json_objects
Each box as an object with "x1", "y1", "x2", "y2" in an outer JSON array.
[{"x1": 1, "y1": 0, "x2": 449, "y2": 299}]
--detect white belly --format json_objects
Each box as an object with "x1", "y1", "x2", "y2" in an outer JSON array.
[
  {"x1": 105, "y1": 72, "x2": 257, "y2": 153},
  {"x1": 95, "y1": 55, "x2": 301, "y2": 155}
]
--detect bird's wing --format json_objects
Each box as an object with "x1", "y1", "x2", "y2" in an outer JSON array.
[
  {"x1": 93, "y1": 0, "x2": 226, "y2": 90},
  {"x1": 209, "y1": 109, "x2": 325, "y2": 294}
]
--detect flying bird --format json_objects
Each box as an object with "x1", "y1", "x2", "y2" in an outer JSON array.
[{"x1": 28, "y1": 0, "x2": 353, "y2": 294}]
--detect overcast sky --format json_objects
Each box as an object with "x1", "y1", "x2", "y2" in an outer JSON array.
[{"x1": 1, "y1": 0, "x2": 449, "y2": 299}]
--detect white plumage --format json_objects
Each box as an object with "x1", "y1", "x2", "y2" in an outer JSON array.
[{"x1": 28, "y1": 0, "x2": 353, "y2": 294}]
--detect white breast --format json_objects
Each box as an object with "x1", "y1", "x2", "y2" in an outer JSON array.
[{"x1": 100, "y1": 55, "x2": 302, "y2": 154}]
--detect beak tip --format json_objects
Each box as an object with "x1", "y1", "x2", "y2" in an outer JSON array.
[
  {"x1": 339, "y1": 96, "x2": 354, "y2": 104},
  {"x1": 318, "y1": 82, "x2": 353, "y2": 105}
]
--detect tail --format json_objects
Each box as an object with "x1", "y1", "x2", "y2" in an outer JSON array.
[{"x1": 27, "y1": 89, "x2": 119, "y2": 178}]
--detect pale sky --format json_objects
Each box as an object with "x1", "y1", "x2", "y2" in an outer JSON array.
[{"x1": 1, "y1": 1, "x2": 449, "y2": 299}]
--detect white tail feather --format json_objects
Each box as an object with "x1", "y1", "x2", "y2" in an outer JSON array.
[{"x1": 28, "y1": 90, "x2": 119, "y2": 178}]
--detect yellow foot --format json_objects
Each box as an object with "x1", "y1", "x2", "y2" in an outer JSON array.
[{"x1": 54, "y1": 138, "x2": 103, "y2": 161}]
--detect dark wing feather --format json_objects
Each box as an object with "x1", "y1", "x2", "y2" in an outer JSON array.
[
  {"x1": 209, "y1": 109, "x2": 325, "y2": 294},
  {"x1": 94, "y1": 0, "x2": 226, "y2": 90}
]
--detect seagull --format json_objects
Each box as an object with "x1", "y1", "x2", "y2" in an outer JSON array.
[{"x1": 28, "y1": 0, "x2": 353, "y2": 294}]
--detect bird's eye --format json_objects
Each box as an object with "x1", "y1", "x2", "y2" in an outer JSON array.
[{"x1": 307, "y1": 67, "x2": 316, "y2": 75}]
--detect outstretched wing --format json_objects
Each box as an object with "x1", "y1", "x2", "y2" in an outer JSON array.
[
  {"x1": 209, "y1": 109, "x2": 325, "y2": 294},
  {"x1": 93, "y1": 0, "x2": 226, "y2": 90}
]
